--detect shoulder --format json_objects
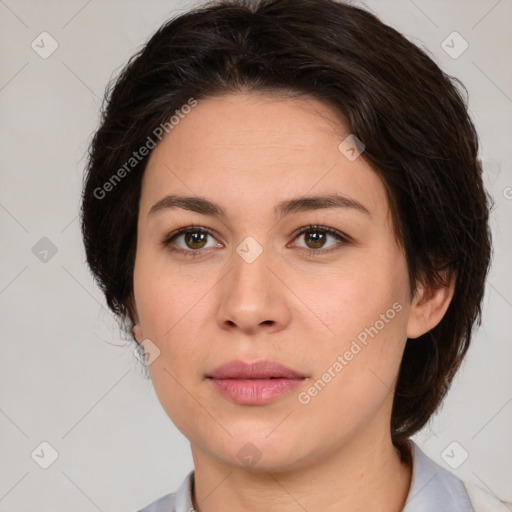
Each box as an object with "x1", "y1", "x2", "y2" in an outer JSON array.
[
  {"x1": 463, "y1": 481, "x2": 511, "y2": 512},
  {"x1": 134, "y1": 469, "x2": 194, "y2": 512},
  {"x1": 135, "y1": 492, "x2": 176, "y2": 512},
  {"x1": 404, "y1": 441, "x2": 508, "y2": 512},
  {"x1": 403, "y1": 441, "x2": 473, "y2": 511}
]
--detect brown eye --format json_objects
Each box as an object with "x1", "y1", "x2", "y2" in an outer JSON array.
[
  {"x1": 161, "y1": 226, "x2": 222, "y2": 256},
  {"x1": 291, "y1": 225, "x2": 350, "y2": 255},
  {"x1": 183, "y1": 230, "x2": 208, "y2": 249},
  {"x1": 303, "y1": 230, "x2": 328, "y2": 249}
]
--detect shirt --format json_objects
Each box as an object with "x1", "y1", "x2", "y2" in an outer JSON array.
[{"x1": 136, "y1": 441, "x2": 507, "y2": 511}]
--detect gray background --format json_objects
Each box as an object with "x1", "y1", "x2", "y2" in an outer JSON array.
[{"x1": 0, "y1": 0, "x2": 511, "y2": 510}]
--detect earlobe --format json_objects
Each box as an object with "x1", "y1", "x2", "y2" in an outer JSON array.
[
  {"x1": 406, "y1": 268, "x2": 456, "y2": 339},
  {"x1": 132, "y1": 323, "x2": 143, "y2": 343},
  {"x1": 126, "y1": 294, "x2": 143, "y2": 343}
]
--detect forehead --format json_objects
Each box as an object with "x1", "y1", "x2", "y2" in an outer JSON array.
[{"x1": 140, "y1": 92, "x2": 390, "y2": 223}]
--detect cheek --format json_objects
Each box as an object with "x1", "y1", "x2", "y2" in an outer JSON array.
[
  {"x1": 299, "y1": 315, "x2": 407, "y2": 439},
  {"x1": 303, "y1": 253, "x2": 409, "y2": 409},
  {"x1": 132, "y1": 249, "x2": 213, "y2": 387},
  {"x1": 302, "y1": 253, "x2": 408, "y2": 343},
  {"x1": 133, "y1": 244, "x2": 211, "y2": 336},
  {"x1": 148, "y1": 364, "x2": 209, "y2": 443}
]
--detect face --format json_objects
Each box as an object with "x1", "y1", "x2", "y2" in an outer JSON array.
[{"x1": 132, "y1": 92, "x2": 417, "y2": 471}]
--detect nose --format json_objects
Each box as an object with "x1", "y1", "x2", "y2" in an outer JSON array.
[{"x1": 215, "y1": 243, "x2": 292, "y2": 335}]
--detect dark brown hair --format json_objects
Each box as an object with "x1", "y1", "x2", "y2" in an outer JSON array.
[{"x1": 80, "y1": 0, "x2": 493, "y2": 449}]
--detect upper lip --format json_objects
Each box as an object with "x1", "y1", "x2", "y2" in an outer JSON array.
[{"x1": 207, "y1": 359, "x2": 306, "y2": 379}]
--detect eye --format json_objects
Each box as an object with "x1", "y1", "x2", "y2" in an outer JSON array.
[
  {"x1": 289, "y1": 225, "x2": 350, "y2": 255},
  {"x1": 161, "y1": 224, "x2": 350, "y2": 258},
  {"x1": 161, "y1": 226, "x2": 222, "y2": 256}
]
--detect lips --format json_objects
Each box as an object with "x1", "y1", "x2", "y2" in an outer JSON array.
[
  {"x1": 207, "y1": 359, "x2": 307, "y2": 405},
  {"x1": 207, "y1": 359, "x2": 306, "y2": 380}
]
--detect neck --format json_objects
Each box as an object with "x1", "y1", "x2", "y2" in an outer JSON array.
[{"x1": 190, "y1": 426, "x2": 412, "y2": 512}]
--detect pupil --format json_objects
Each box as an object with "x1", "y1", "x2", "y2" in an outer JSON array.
[
  {"x1": 186, "y1": 231, "x2": 206, "y2": 248},
  {"x1": 307, "y1": 231, "x2": 325, "y2": 248}
]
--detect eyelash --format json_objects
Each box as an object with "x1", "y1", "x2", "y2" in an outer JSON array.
[{"x1": 160, "y1": 224, "x2": 351, "y2": 258}]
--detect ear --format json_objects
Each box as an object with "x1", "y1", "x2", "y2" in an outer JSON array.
[
  {"x1": 406, "y1": 267, "x2": 456, "y2": 339},
  {"x1": 126, "y1": 294, "x2": 143, "y2": 344},
  {"x1": 132, "y1": 324, "x2": 144, "y2": 344}
]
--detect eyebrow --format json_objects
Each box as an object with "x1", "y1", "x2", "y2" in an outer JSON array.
[{"x1": 148, "y1": 193, "x2": 370, "y2": 219}]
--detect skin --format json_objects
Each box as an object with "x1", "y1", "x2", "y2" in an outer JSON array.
[{"x1": 131, "y1": 92, "x2": 455, "y2": 512}]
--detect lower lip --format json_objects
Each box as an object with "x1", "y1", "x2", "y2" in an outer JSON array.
[{"x1": 209, "y1": 378, "x2": 305, "y2": 405}]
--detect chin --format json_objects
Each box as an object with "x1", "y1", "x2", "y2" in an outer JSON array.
[{"x1": 208, "y1": 433, "x2": 316, "y2": 473}]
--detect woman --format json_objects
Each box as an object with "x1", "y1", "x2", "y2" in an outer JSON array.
[{"x1": 80, "y1": 0, "x2": 502, "y2": 510}]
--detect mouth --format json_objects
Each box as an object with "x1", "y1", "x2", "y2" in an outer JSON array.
[
  {"x1": 206, "y1": 359, "x2": 307, "y2": 405},
  {"x1": 207, "y1": 359, "x2": 307, "y2": 380}
]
